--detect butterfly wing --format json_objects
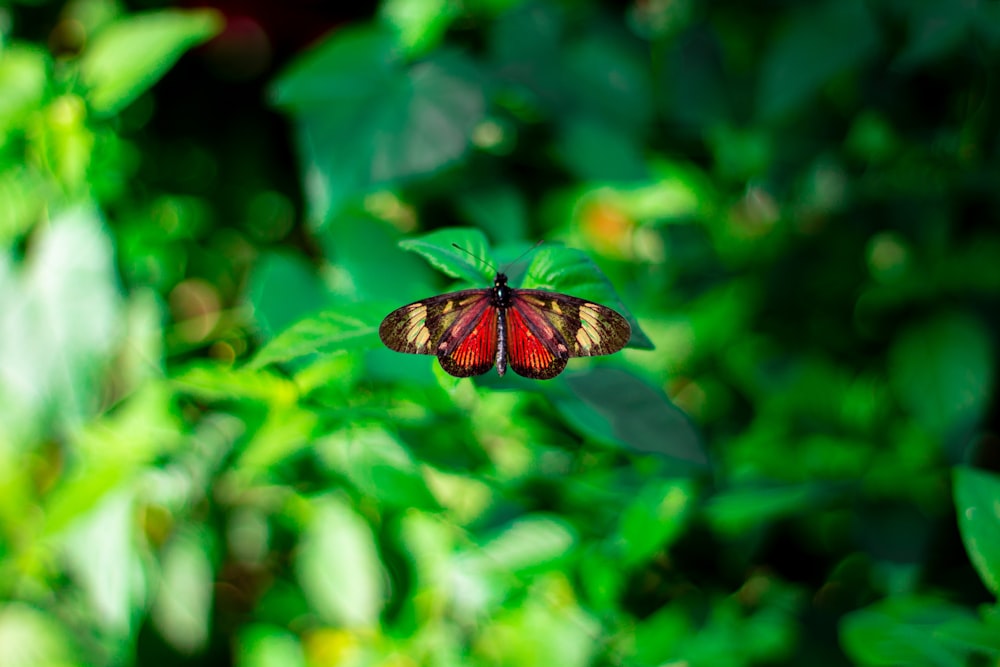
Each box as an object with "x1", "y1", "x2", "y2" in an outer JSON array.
[
  {"x1": 505, "y1": 290, "x2": 631, "y2": 379},
  {"x1": 378, "y1": 289, "x2": 498, "y2": 377}
]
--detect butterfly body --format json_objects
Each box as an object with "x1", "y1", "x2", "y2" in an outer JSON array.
[{"x1": 379, "y1": 272, "x2": 630, "y2": 380}]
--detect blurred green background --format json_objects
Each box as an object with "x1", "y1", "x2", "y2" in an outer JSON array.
[{"x1": 1, "y1": 0, "x2": 999, "y2": 665}]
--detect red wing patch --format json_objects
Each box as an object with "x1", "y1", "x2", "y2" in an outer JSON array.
[
  {"x1": 505, "y1": 306, "x2": 567, "y2": 380},
  {"x1": 438, "y1": 305, "x2": 498, "y2": 377}
]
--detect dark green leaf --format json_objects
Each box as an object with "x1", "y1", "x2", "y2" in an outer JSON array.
[
  {"x1": 296, "y1": 497, "x2": 385, "y2": 627},
  {"x1": 889, "y1": 314, "x2": 994, "y2": 439},
  {"x1": 954, "y1": 466, "x2": 1000, "y2": 597},
  {"x1": 272, "y1": 27, "x2": 485, "y2": 222},
  {"x1": 250, "y1": 305, "x2": 381, "y2": 369},
  {"x1": 81, "y1": 9, "x2": 223, "y2": 114},
  {"x1": 246, "y1": 251, "x2": 329, "y2": 339},
  {"x1": 398, "y1": 227, "x2": 494, "y2": 284},
  {"x1": 456, "y1": 184, "x2": 528, "y2": 244},
  {"x1": 757, "y1": 0, "x2": 878, "y2": 120},
  {"x1": 841, "y1": 596, "x2": 977, "y2": 667},
  {"x1": 552, "y1": 368, "x2": 705, "y2": 464}
]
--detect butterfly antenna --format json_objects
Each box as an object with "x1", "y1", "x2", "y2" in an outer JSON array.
[
  {"x1": 500, "y1": 239, "x2": 544, "y2": 272},
  {"x1": 452, "y1": 240, "x2": 545, "y2": 275},
  {"x1": 451, "y1": 243, "x2": 499, "y2": 273}
]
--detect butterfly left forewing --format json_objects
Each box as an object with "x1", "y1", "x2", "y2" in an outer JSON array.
[
  {"x1": 379, "y1": 289, "x2": 500, "y2": 377},
  {"x1": 379, "y1": 289, "x2": 489, "y2": 355}
]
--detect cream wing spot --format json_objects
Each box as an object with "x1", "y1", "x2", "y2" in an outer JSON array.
[{"x1": 414, "y1": 326, "x2": 430, "y2": 348}]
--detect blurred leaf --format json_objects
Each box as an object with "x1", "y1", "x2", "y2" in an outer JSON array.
[
  {"x1": 296, "y1": 496, "x2": 385, "y2": 627},
  {"x1": 935, "y1": 612, "x2": 1000, "y2": 657},
  {"x1": 554, "y1": 119, "x2": 650, "y2": 182},
  {"x1": 552, "y1": 368, "x2": 706, "y2": 464},
  {"x1": 0, "y1": 603, "x2": 76, "y2": 667},
  {"x1": 489, "y1": 3, "x2": 651, "y2": 133},
  {"x1": 0, "y1": 45, "x2": 47, "y2": 133},
  {"x1": 522, "y1": 245, "x2": 653, "y2": 349},
  {"x1": 0, "y1": 166, "x2": 46, "y2": 245},
  {"x1": 399, "y1": 227, "x2": 494, "y2": 284},
  {"x1": 319, "y1": 215, "x2": 434, "y2": 302},
  {"x1": 272, "y1": 27, "x2": 485, "y2": 223},
  {"x1": 62, "y1": 489, "x2": 142, "y2": 639},
  {"x1": 173, "y1": 364, "x2": 298, "y2": 404},
  {"x1": 236, "y1": 405, "x2": 319, "y2": 474},
  {"x1": 80, "y1": 9, "x2": 223, "y2": 114},
  {"x1": 953, "y1": 466, "x2": 1000, "y2": 597},
  {"x1": 757, "y1": 0, "x2": 878, "y2": 120},
  {"x1": 618, "y1": 478, "x2": 695, "y2": 566},
  {"x1": 892, "y1": 0, "x2": 976, "y2": 70},
  {"x1": 657, "y1": 28, "x2": 730, "y2": 131},
  {"x1": 380, "y1": 0, "x2": 460, "y2": 56},
  {"x1": 474, "y1": 515, "x2": 575, "y2": 575},
  {"x1": 840, "y1": 596, "x2": 978, "y2": 667},
  {"x1": 152, "y1": 527, "x2": 216, "y2": 654},
  {"x1": 250, "y1": 305, "x2": 381, "y2": 369},
  {"x1": 889, "y1": 314, "x2": 994, "y2": 439},
  {"x1": 0, "y1": 208, "x2": 121, "y2": 442},
  {"x1": 476, "y1": 576, "x2": 598, "y2": 667},
  {"x1": 246, "y1": 251, "x2": 329, "y2": 339},
  {"x1": 316, "y1": 425, "x2": 439, "y2": 509},
  {"x1": 237, "y1": 625, "x2": 307, "y2": 667},
  {"x1": 705, "y1": 482, "x2": 820, "y2": 535},
  {"x1": 456, "y1": 184, "x2": 528, "y2": 244}
]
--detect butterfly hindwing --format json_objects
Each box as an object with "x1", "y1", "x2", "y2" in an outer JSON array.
[
  {"x1": 438, "y1": 302, "x2": 498, "y2": 377},
  {"x1": 378, "y1": 289, "x2": 498, "y2": 377},
  {"x1": 505, "y1": 305, "x2": 568, "y2": 379}
]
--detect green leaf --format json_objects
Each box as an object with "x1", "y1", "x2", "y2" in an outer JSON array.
[
  {"x1": 250, "y1": 306, "x2": 381, "y2": 369},
  {"x1": 0, "y1": 45, "x2": 48, "y2": 133},
  {"x1": 296, "y1": 496, "x2": 385, "y2": 627},
  {"x1": 474, "y1": 515, "x2": 576, "y2": 574},
  {"x1": 893, "y1": 0, "x2": 976, "y2": 70},
  {"x1": 246, "y1": 251, "x2": 330, "y2": 339},
  {"x1": 889, "y1": 314, "x2": 994, "y2": 439},
  {"x1": 705, "y1": 482, "x2": 820, "y2": 535},
  {"x1": 152, "y1": 527, "x2": 216, "y2": 654},
  {"x1": 840, "y1": 596, "x2": 977, "y2": 667},
  {"x1": 399, "y1": 227, "x2": 494, "y2": 284},
  {"x1": 617, "y1": 478, "x2": 695, "y2": 566},
  {"x1": 62, "y1": 490, "x2": 142, "y2": 638},
  {"x1": 489, "y1": 5, "x2": 651, "y2": 133},
  {"x1": 272, "y1": 27, "x2": 485, "y2": 223},
  {"x1": 553, "y1": 119, "x2": 650, "y2": 182},
  {"x1": 757, "y1": 0, "x2": 878, "y2": 120},
  {"x1": 80, "y1": 9, "x2": 223, "y2": 114},
  {"x1": 522, "y1": 245, "x2": 653, "y2": 349},
  {"x1": 456, "y1": 184, "x2": 529, "y2": 244},
  {"x1": 0, "y1": 208, "x2": 122, "y2": 444},
  {"x1": 0, "y1": 603, "x2": 76, "y2": 667},
  {"x1": 315, "y1": 425, "x2": 439, "y2": 509},
  {"x1": 552, "y1": 368, "x2": 705, "y2": 464},
  {"x1": 173, "y1": 364, "x2": 299, "y2": 404},
  {"x1": 379, "y1": 0, "x2": 460, "y2": 57},
  {"x1": 237, "y1": 625, "x2": 307, "y2": 667},
  {"x1": 953, "y1": 466, "x2": 1000, "y2": 597},
  {"x1": 235, "y1": 405, "x2": 319, "y2": 475}
]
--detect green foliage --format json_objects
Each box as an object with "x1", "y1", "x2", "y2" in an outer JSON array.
[{"x1": 1, "y1": 0, "x2": 999, "y2": 665}]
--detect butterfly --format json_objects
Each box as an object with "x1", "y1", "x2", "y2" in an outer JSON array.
[{"x1": 378, "y1": 271, "x2": 631, "y2": 379}]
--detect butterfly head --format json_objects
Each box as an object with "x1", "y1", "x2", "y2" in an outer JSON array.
[{"x1": 492, "y1": 272, "x2": 511, "y2": 307}]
